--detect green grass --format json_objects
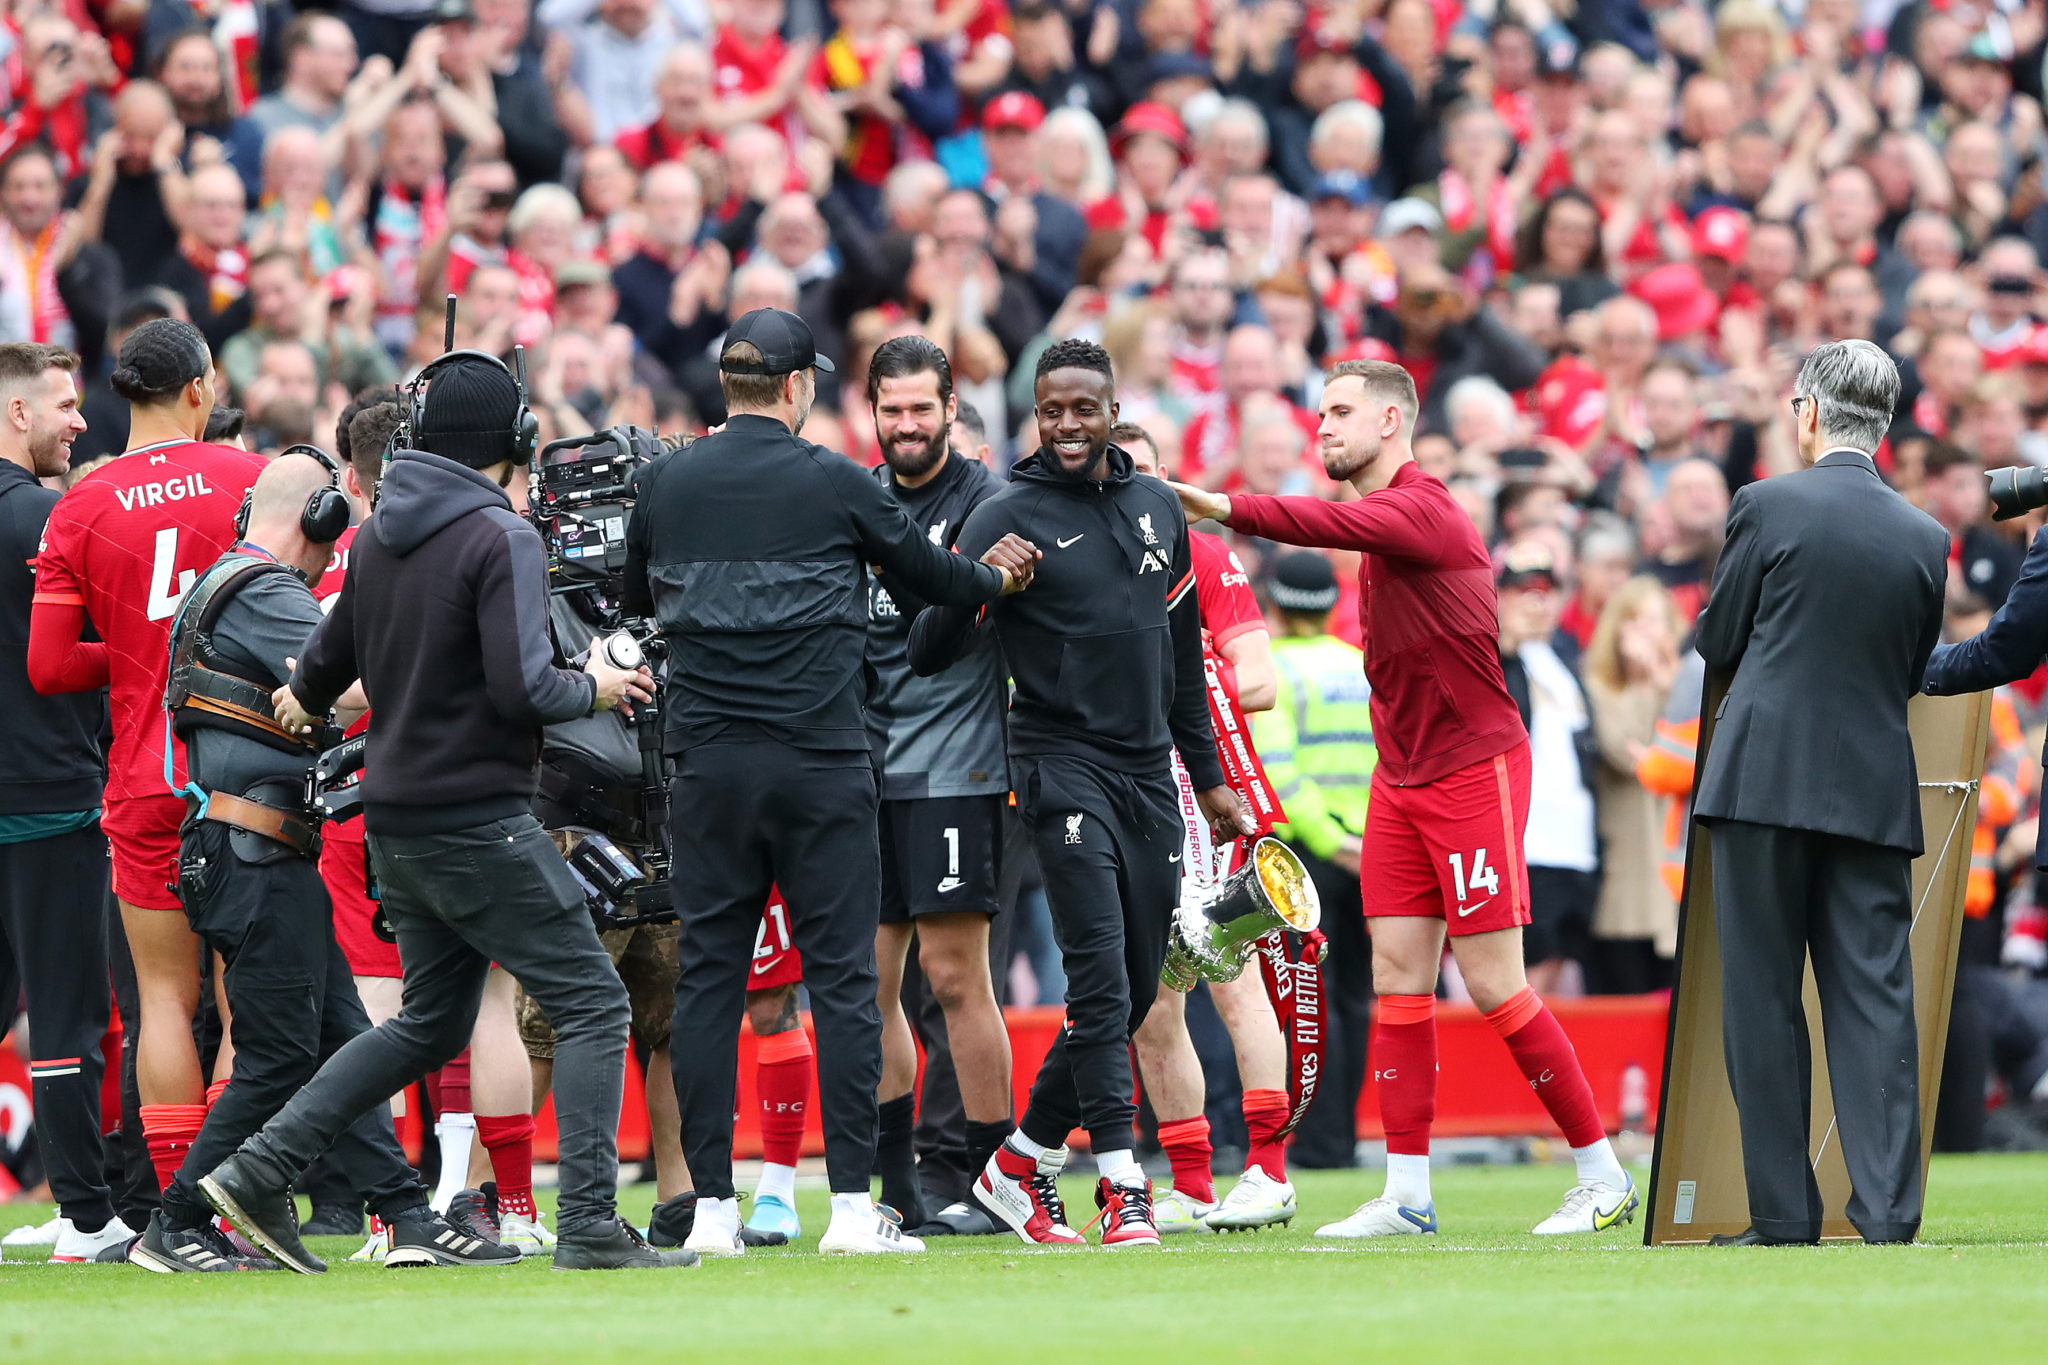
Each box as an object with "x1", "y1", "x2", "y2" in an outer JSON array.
[{"x1": 4, "y1": 1156, "x2": 2045, "y2": 1363}]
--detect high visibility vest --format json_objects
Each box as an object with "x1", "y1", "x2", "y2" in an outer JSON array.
[
  {"x1": 1969, "y1": 691, "x2": 2033, "y2": 918},
  {"x1": 1637, "y1": 707, "x2": 1699, "y2": 904},
  {"x1": 1254, "y1": 634, "x2": 1376, "y2": 862}
]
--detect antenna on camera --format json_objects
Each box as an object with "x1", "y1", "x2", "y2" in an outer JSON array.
[
  {"x1": 443, "y1": 294, "x2": 457, "y2": 353},
  {"x1": 513, "y1": 344, "x2": 529, "y2": 403}
]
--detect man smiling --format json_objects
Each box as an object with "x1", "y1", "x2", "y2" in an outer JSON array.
[{"x1": 910, "y1": 339, "x2": 1252, "y2": 1249}]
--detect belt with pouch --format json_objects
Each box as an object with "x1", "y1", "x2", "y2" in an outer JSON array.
[{"x1": 202, "y1": 786, "x2": 319, "y2": 859}]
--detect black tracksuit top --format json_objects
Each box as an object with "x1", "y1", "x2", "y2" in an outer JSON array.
[
  {"x1": 909, "y1": 445, "x2": 1224, "y2": 791},
  {"x1": 0, "y1": 460, "x2": 103, "y2": 815}
]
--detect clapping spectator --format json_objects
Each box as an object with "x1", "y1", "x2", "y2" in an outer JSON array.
[
  {"x1": 70, "y1": 81, "x2": 190, "y2": 290},
  {"x1": 546, "y1": 0, "x2": 707, "y2": 144}
]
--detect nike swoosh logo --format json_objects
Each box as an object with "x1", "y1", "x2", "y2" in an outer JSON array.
[
  {"x1": 1457, "y1": 899, "x2": 1491, "y2": 918},
  {"x1": 1168, "y1": 853, "x2": 1182, "y2": 863},
  {"x1": 936, "y1": 877, "x2": 964, "y2": 893},
  {"x1": 1056, "y1": 534, "x2": 1084, "y2": 548}
]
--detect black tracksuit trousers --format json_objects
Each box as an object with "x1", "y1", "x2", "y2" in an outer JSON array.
[
  {"x1": 162, "y1": 820, "x2": 428, "y2": 1230},
  {"x1": 0, "y1": 825, "x2": 114, "y2": 1229},
  {"x1": 1013, "y1": 756, "x2": 1181, "y2": 1156},
  {"x1": 668, "y1": 739, "x2": 884, "y2": 1199}
]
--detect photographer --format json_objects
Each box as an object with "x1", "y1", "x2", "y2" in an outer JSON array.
[
  {"x1": 142, "y1": 454, "x2": 510, "y2": 1273},
  {"x1": 197, "y1": 354, "x2": 693, "y2": 1274},
  {"x1": 624, "y1": 307, "x2": 1038, "y2": 1258}
]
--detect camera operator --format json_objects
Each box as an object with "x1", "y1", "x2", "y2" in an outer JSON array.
[
  {"x1": 139, "y1": 453, "x2": 513, "y2": 1273},
  {"x1": 196, "y1": 354, "x2": 694, "y2": 1274},
  {"x1": 623, "y1": 307, "x2": 1039, "y2": 1258}
]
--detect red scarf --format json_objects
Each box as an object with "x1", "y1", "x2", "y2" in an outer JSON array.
[
  {"x1": 181, "y1": 237, "x2": 247, "y2": 315},
  {"x1": 373, "y1": 177, "x2": 446, "y2": 323},
  {"x1": 1437, "y1": 169, "x2": 1518, "y2": 276}
]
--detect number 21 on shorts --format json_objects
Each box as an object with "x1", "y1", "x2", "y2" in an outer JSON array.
[{"x1": 1448, "y1": 848, "x2": 1499, "y2": 904}]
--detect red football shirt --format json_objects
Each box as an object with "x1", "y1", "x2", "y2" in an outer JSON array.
[
  {"x1": 1227, "y1": 461, "x2": 1527, "y2": 787},
  {"x1": 1190, "y1": 529, "x2": 1263, "y2": 659},
  {"x1": 33, "y1": 439, "x2": 268, "y2": 802}
]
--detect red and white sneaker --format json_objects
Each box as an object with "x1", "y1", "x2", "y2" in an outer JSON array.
[
  {"x1": 973, "y1": 1144, "x2": 1086, "y2": 1246},
  {"x1": 1094, "y1": 1179, "x2": 1161, "y2": 1248}
]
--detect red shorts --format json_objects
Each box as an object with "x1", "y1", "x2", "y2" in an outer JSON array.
[
  {"x1": 1360, "y1": 745, "x2": 1532, "y2": 936},
  {"x1": 322, "y1": 830, "x2": 402, "y2": 978},
  {"x1": 103, "y1": 795, "x2": 186, "y2": 911},
  {"x1": 748, "y1": 888, "x2": 802, "y2": 991}
]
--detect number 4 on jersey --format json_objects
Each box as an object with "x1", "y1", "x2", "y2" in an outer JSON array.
[
  {"x1": 1449, "y1": 848, "x2": 1499, "y2": 902},
  {"x1": 145, "y1": 527, "x2": 197, "y2": 621}
]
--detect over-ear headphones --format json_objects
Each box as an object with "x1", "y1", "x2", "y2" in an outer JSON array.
[
  {"x1": 235, "y1": 443, "x2": 353, "y2": 544},
  {"x1": 387, "y1": 347, "x2": 539, "y2": 471}
]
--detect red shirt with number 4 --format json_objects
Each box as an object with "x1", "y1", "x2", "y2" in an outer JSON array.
[{"x1": 31, "y1": 438, "x2": 267, "y2": 802}]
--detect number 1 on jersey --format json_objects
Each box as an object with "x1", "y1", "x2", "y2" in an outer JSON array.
[
  {"x1": 1448, "y1": 848, "x2": 1499, "y2": 902},
  {"x1": 145, "y1": 527, "x2": 196, "y2": 621}
]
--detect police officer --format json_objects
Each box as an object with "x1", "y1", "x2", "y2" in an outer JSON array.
[
  {"x1": 198, "y1": 355, "x2": 692, "y2": 1274},
  {"x1": 0, "y1": 344, "x2": 127, "y2": 1263},
  {"x1": 1252, "y1": 552, "x2": 1376, "y2": 1169},
  {"x1": 141, "y1": 453, "x2": 514, "y2": 1273},
  {"x1": 624, "y1": 308, "x2": 1037, "y2": 1258}
]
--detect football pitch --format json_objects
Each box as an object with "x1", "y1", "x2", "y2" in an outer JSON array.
[{"x1": 4, "y1": 1155, "x2": 2045, "y2": 1364}]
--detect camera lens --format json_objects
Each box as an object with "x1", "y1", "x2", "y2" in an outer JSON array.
[
  {"x1": 1987, "y1": 465, "x2": 2048, "y2": 521},
  {"x1": 603, "y1": 631, "x2": 644, "y2": 670}
]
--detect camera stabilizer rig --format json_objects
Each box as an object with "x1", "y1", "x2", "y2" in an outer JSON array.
[{"x1": 530, "y1": 425, "x2": 679, "y2": 928}]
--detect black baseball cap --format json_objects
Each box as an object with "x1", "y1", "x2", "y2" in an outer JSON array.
[{"x1": 720, "y1": 308, "x2": 836, "y2": 375}]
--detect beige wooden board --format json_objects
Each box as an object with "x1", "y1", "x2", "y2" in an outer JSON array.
[{"x1": 1644, "y1": 686, "x2": 1988, "y2": 1244}]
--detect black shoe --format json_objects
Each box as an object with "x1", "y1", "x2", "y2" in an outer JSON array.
[
  {"x1": 199, "y1": 1155, "x2": 326, "y2": 1275},
  {"x1": 384, "y1": 1207, "x2": 523, "y2": 1268},
  {"x1": 301, "y1": 1203, "x2": 366, "y2": 1237},
  {"x1": 911, "y1": 1201, "x2": 1003, "y2": 1237},
  {"x1": 553, "y1": 1217, "x2": 699, "y2": 1270},
  {"x1": 737, "y1": 1226, "x2": 789, "y2": 1247},
  {"x1": 1709, "y1": 1226, "x2": 1816, "y2": 1246},
  {"x1": 128, "y1": 1210, "x2": 278, "y2": 1273},
  {"x1": 648, "y1": 1191, "x2": 697, "y2": 1247},
  {"x1": 444, "y1": 1189, "x2": 502, "y2": 1245}
]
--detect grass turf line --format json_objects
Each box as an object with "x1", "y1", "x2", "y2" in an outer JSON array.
[{"x1": 2, "y1": 1154, "x2": 2045, "y2": 1363}]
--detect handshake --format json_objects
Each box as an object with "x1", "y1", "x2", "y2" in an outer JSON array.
[{"x1": 980, "y1": 533, "x2": 1042, "y2": 595}]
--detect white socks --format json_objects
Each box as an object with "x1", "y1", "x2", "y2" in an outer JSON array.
[
  {"x1": 693, "y1": 1196, "x2": 740, "y2": 1239},
  {"x1": 1006, "y1": 1130, "x2": 1050, "y2": 1162},
  {"x1": 756, "y1": 1161, "x2": 797, "y2": 1207},
  {"x1": 1572, "y1": 1138, "x2": 1630, "y2": 1193},
  {"x1": 828, "y1": 1191, "x2": 877, "y2": 1225},
  {"x1": 430, "y1": 1112, "x2": 476, "y2": 1211},
  {"x1": 1384, "y1": 1153, "x2": 1432, "y2": 1208},
  {"x1": 1094, "y1": 1147, "x2": 1143, "y2": 1188}
]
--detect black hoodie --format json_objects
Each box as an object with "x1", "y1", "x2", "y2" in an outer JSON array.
[
  {"x1": 909, "y1": 445, "x2": 1224, "y2": 791},
  {"x1": 292, "y1": 450, "x2": 596, "y2": 834}
]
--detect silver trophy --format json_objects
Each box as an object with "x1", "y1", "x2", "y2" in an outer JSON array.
[{"x1": 1162, "y1": 836, "x2": 1322, "y2": 991}]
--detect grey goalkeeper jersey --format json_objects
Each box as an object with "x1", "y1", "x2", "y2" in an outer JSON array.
[{"x1": 865, "y1": 452, "x2": 1009, "y2": 801}]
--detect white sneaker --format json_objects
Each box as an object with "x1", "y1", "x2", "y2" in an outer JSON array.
[
  {"x1": 3, "y1": 1215, "x2": 66, "y2": 1246},
  {"x1": 1204, "y1": 1168, "x2": 1298, "y2": 1231},
  {"x1": 819, "y1": 1209, "x2": 926, "y2": 1255},
  {"x1": 1313, "y1": 1197, "x2": 1438, "y2": 1239},
  {"x1": 50, "y1": 1216, "x2": 136, "y2": 1263},
  {"x1": 1151, "y1": 1187, "x2": 1217, "y2": 1234},
  {"x1": 1532, "y1": 1175, "x2": 1639, "y2": 1235},
  {"x1": 348, "y1": 1216, "x2": 388, "y2": 1263},
  {"x1": 499, "y1": 1210, "x2": 556, "y2": 1256},
  {"x1": 684, "y1": 1201, "x2": 745, "y2": 1259}
]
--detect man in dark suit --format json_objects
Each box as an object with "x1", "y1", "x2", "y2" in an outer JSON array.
[{"x1": 1694, "y1": 338, "x2": 1948, "y2": 1246}]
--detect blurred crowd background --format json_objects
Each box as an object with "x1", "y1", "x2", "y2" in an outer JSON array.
[{"x1": 7, "y1": 0, "x2": 2048, "y2": 1149}]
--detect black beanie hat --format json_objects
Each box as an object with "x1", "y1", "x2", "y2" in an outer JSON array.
[{"x1": 417, "y1": 357, "x2": 521, "y2": 470}]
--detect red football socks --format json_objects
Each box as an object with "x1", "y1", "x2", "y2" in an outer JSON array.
[
  {"x1": 432, "y1": 1052, "x2": 473, "y2": 1117},
  {"x1": 477, "y1": 1113, "x2": 537, "y2": 1219},
  {"x1": 755, "y1": 1029, "x2": 813, "y2": 1169},
  {"x1": 1242, "y1": 1089, "x2": 1291, "y2": 1181},
  {"x1": 140, "y1": 1103, "x2": 207, "y2": 1192},
  {"x1": 1485, "y1": 987, "x2": 1606, "y2": 1148},
  {"x1": 1374, "y1": 994, "x2": 1438, "y2": 1157},
  {"x1": 1157, "y1": 1115, "x2": 1216, "y2": 1204}
]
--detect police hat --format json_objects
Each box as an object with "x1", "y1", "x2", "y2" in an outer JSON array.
[
  {"x1": 720, "y1": 308, "x2": 836, "y2": 376},
  {"x1": 1271, "y1": 553, "x2": 1340, "y2": 613}
]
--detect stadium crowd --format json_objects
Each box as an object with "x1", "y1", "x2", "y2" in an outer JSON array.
[{"x1": 9, "y1": 0, "x2": 2048, "y2": 1258}]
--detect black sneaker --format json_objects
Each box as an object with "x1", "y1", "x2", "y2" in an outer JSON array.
[
  {"x1": 129, "y1": 1210, "x2": 279, "y2": 1273},
  {"x1": 302, "y1": 1203, "x2": 366, "y2": 1237},
  {"x1": 199, "y1": 1155, "x2": 326, "y2": 1275},
  {"x1": 911, "y1": 1201, "x2": 1003, "y2": 1237},
  {"x1": 552, "y1": 1217, "x2": 698, "y2": 1270},
  {"x1": 444, "y1": 1189, "x2": 501, "y2": 1244},
  {"x1": 647, "y1": 1191, "x2": 697, "y2": 1247},
  {"x1": 383, "y1": 1207, "x2": 523, "y2": 1268}
]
